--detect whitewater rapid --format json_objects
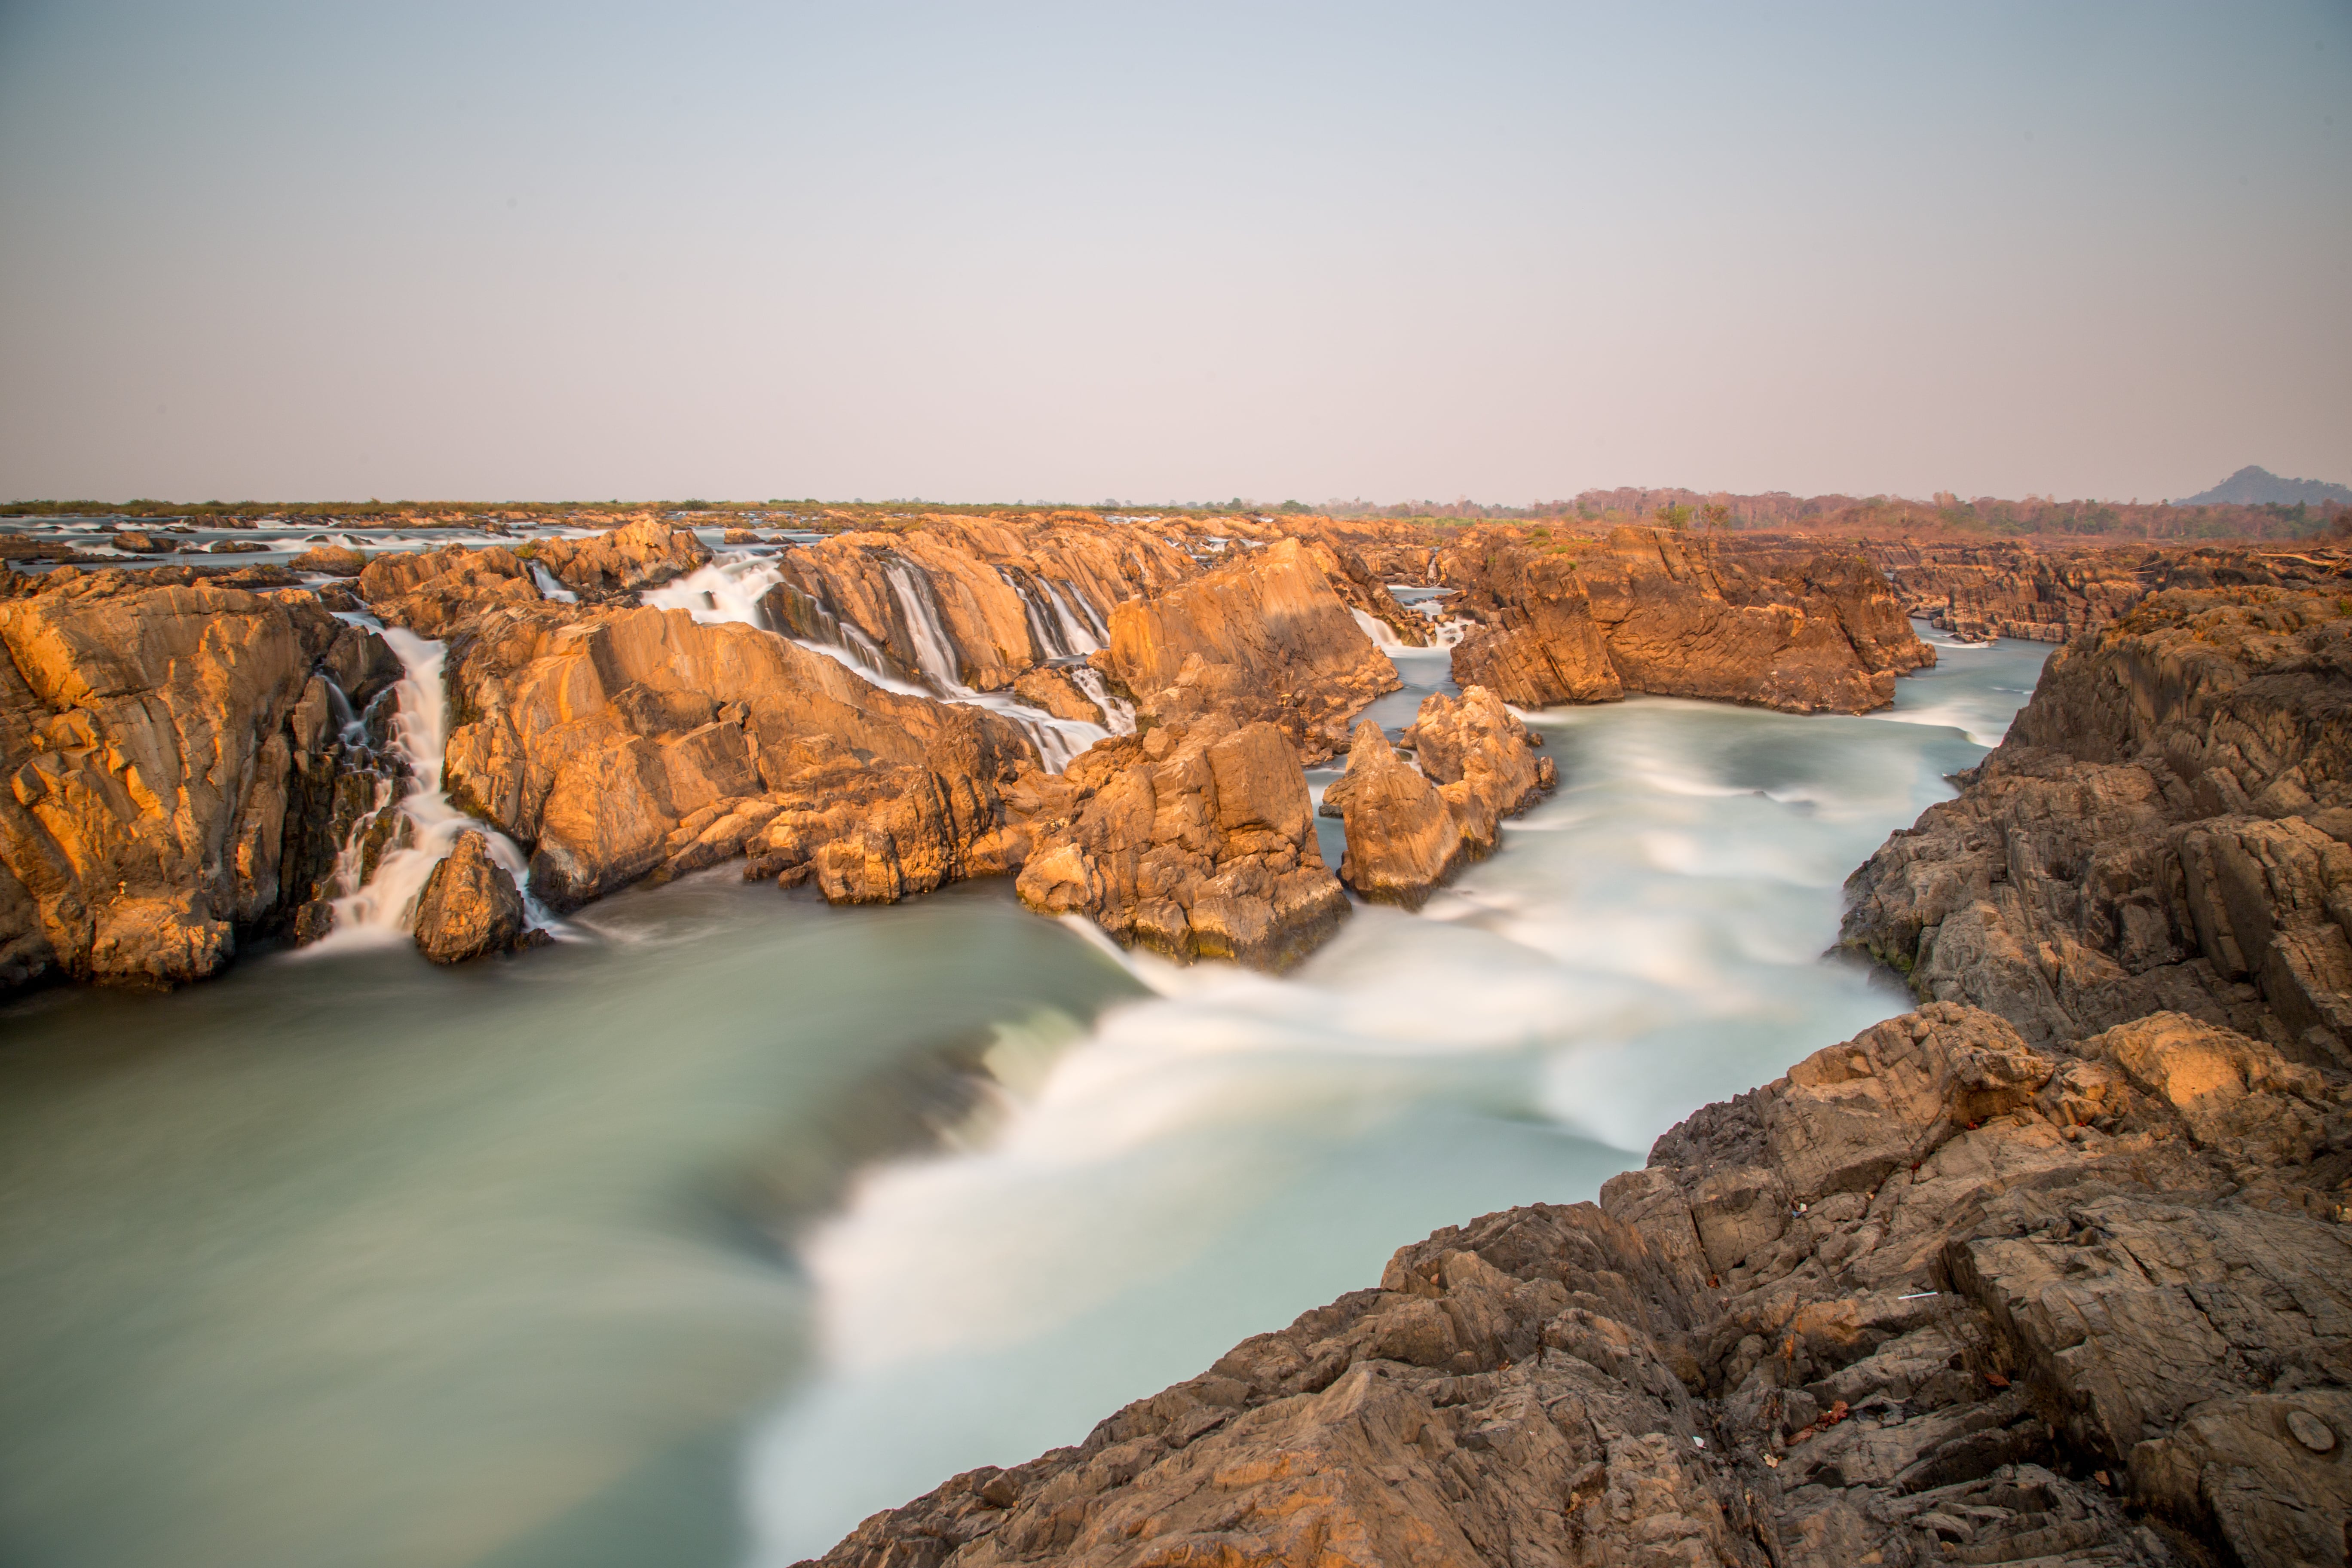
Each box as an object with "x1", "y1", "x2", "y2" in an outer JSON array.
[{"x1": 745, "y1": 629, "x2": 2049, "y2": 1557}]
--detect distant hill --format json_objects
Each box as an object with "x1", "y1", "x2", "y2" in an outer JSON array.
[{"x1": 2174, "y1": 466, "x2": 2352, "y2": 506}]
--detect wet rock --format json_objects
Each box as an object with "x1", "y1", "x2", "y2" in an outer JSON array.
[
  {"x1": 110, "y1": 530, "x2": 176, "y2": 554},
  {"x1": 1324, "y1": 720, "x2": 1459, "y2": 904},
  {"x1": 206, "y1": 539, "x2": 269, "y2": 554},
  {"x1": 1015, "y1": 715, "x2": 1347, "y2": 968},
  {"x1": 411, "y1": 831, "x2": 528, "y2": 963},
  {"x1": 357, "y1": 544, "x2": 539, "y2": 635}
]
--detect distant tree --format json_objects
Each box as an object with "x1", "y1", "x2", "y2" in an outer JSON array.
[
  {"x1": 1276, "y1": 499, "x2": 1307, "y2": 513},
  {"x1": 1655, "y1": 502, "x2": 1694, "y2": 531},
  {"x1": 1696, "y1": 502, "x2": 1730, "y2": 532}
]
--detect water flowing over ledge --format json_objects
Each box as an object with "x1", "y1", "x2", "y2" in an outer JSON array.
[{"x1": 744, "y1": 633, "x2": 2051, "y2": 1557}]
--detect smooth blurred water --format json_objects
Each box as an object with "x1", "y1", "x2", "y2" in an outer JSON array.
[
  {"x1": 0, "y1": 622, "x2": 2047, "y2": 1568},
  {"x1": 744, "y1": 625, "x2": 2049, "y2": 1558}
]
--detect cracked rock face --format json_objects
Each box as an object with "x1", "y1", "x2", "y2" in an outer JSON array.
[
  {"x1": 1843, "y1": 584, "x2": 2352, "y2": 1066},
  {"x1": 1013, "y1": 714, "x2": 1346, "y2": 969},
  {"x1": 808, "y1": 1000, "x2": 2352, "y2": 1568},
  {"x1": 1440, "y1": 526, "x2": 1934, "y2": 715},
  {"x1": 0, "y1": 567, "x2": 397, "y2": 990}
]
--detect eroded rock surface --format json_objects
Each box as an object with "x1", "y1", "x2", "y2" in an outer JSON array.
[
  {"x1": 0, "y1": 567, "x2": 398, "y2": 988},
  {"x1": 1108, "y1": 538, "x2": 1401, "y2": 762},
  {"x1": 1844, "y1": 586, "x2": 2352, "y2": 1062},
  {"x1": 1443, "y1": 527, "x2": 1933, "y2": 713},
  {"x1": 811, "y1": 999, "x2": 2352, "y2": 1568},
  {"x1": 1014, "y1": 715, "x2": 1347, "y2": 968},
  {"x1": 1866, "y1": 540, "x2": 2352, "y2": 645}
]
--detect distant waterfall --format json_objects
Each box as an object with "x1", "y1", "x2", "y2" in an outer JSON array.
[
  {"x1": 646, "y1": 550, "x2": 1114, "y2": 773},
  {"x1": 309, "y1": 628, "x2": 550, "y2": 950}
]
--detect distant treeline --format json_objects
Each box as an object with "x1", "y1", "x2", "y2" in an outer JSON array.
[
  {"x1": 1317, "y1": 489, "x2": 2352, "y2": 542},
  {"x1": 9, "y1": 491, "x2": 2349, "y2": 543}
]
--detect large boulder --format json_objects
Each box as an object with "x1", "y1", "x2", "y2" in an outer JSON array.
[
  {"x1": 1323, "y1": 720, "x2": 1459, "y2": 905},
  {"x1": 1015, "y1": 715, "x2": 1347, "y2": 968},
  {"x1": 1107, "y1": 538, "x2": 1400, "y2": 762},
  {"x1": 411, "y1": 831, "x2": 528, "y2": 964}
]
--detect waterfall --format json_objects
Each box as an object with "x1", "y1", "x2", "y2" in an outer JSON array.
[
  {"x1": 630, "y1": 551, "x2": 1111, "y2": 773},
  {"x1": 641, "y1": 554, "x2": 782, "y2": 628},
  {"x1": 1349, "y1": 607, "x2": 1409, "y2": 651},
  {"x1": 307, "y1": 627, "x2": 548, "y2": 951},
  {"x1": 530, "y1": 562, "x2": 579, "y2": 603},
  {"x1": 1043, "y1": 579, "x2": 1109, "y2": 648},
  {"x1": 999, "y1": 569, "x2": 1072, "y2": 662},
  {"x1": 1065, "y1": 665, "x2": 1136, "y2": 737},
  {"x1": 881, "y1": 560, "x2": 970, "y2": 695}
]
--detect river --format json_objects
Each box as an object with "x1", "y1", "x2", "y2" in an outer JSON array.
[{"x1": 0, "y1": 626, "x2": 2048, "y2": 1568}]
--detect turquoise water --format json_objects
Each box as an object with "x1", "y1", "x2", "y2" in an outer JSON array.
[{"x1": 0, "y1": 625, "x2": 2048, "y2": 1568}]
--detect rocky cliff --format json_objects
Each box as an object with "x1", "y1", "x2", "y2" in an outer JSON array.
[
  {"x1": 806, "y1": 581, "x2": 2352, "y2": 1568},
  {"x1": 1865, "y1": 540, "x2": 2352, "y2": 646},
  {"x1": 1107, "y1": 539, "x2": 1402, "y2": 762},
  {"x1": 1844, "y1": 585, "x2": 2352, "y2": 1063},
  {"x1": 1443, "y1": 528, "x2": 1934, "y2": 714},
  {"x1": 0, "y1": 566, "x2": 399, "y2": 987},
  {"x1": 761, "y1": 516, "x2": 1194, "y2": 694}
]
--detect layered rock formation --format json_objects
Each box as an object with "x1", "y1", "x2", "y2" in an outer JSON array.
[
  {"x1": 429, "y1": 601, "x2": 1038, "y2": 910},
  {"x1": 1866, "y1": 540, "x2": 2352, "y2": 645},
  {"x1": 1014, "y1": 715, "x2": 1348, "y2": 968},
  {"x1": 809, "y1": 995, "x2": 2352, "y2": 1568},
  {"x1": 1844, "y1": 586, "x2": 2352, "y2": 1063},
  {"x1": 530, "y1": 517, "x2": 710, "y2": 599},
  {"x1": 410, "y1": 830, "x2": 530, "y2": 963},
  {"x1": 1106, "y1": 539, "x2": 1401, "y2": 762},
  {"x1": 1323, "y1": 688, "x2": 1556, "y2": 905},
  {"x1": 0, "y1": 567, "x2": 398, "y2": 988},
  {"x1": 1442, "y1": 527, "x2": 1933, "y2": 714}
]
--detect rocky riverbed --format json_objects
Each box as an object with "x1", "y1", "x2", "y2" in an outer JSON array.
[{"x1": 6, "y1": 510, "x2": 2349, "y2": 1568}]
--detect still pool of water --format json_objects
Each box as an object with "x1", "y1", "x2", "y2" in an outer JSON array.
[{"x1": 0, "y1": 626, "x2": 2049, "y2": 1568}]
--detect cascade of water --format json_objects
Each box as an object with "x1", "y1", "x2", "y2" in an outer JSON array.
[
  {"x1": 881, "y1": 560, "x2": 971, "y2": 695},
  {"x1": 1000, "y1": 569, "x2": 1072, "y2": 662},
  {"x1": 530, "y1": 562, "x2": 579, "y2": 603},
  {"x1": 1349, "y1": 607, "x2": 1409, "y2": 651},
  {"x1": 309, "y1": 628, "x2": 548, "y2": 950},
  {"x1": 1044, "y1": 579, "x2": 1109, "y2": 649},
  {"x1": 640, "y1": 554, "x2": 782, "y2": 628},
  {"x1": 1064, "y1": 665, "x2": 1136, "y2": 736}
]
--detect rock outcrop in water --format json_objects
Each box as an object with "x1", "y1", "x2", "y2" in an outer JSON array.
[
  {"x1": 530, "y1": 516, "x2": 711, "y2": 599},
  {"x1": 410, "y1": 830, "x2": 529, "y2": 963},
  {"x1": 0, "y1": 567, "x2": 398, "y2": 988},
  {"x1": 1014, "y1": 714, "x2": 1348, "y2": 968},
  {"x1": 1323, "y1": 688, "x2": 1556, "y2": 905},
  {"x1": 1442, "y1": 527, "x2": 1933, "y2": 713},
  {"x1": 1107, "y1": 538, "x2": 1401, "y2": 762},
  {"x1": 1843, "y1": 584, "x2": 2352, "y2": 1063},
  {"x1": 434, "y1": 602, "x2": 1038, "y2": 910}
]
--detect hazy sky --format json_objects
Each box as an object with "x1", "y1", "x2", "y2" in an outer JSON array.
[{"x1": 2, "y1": 2, "x2": 2346, "y2": 505}]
